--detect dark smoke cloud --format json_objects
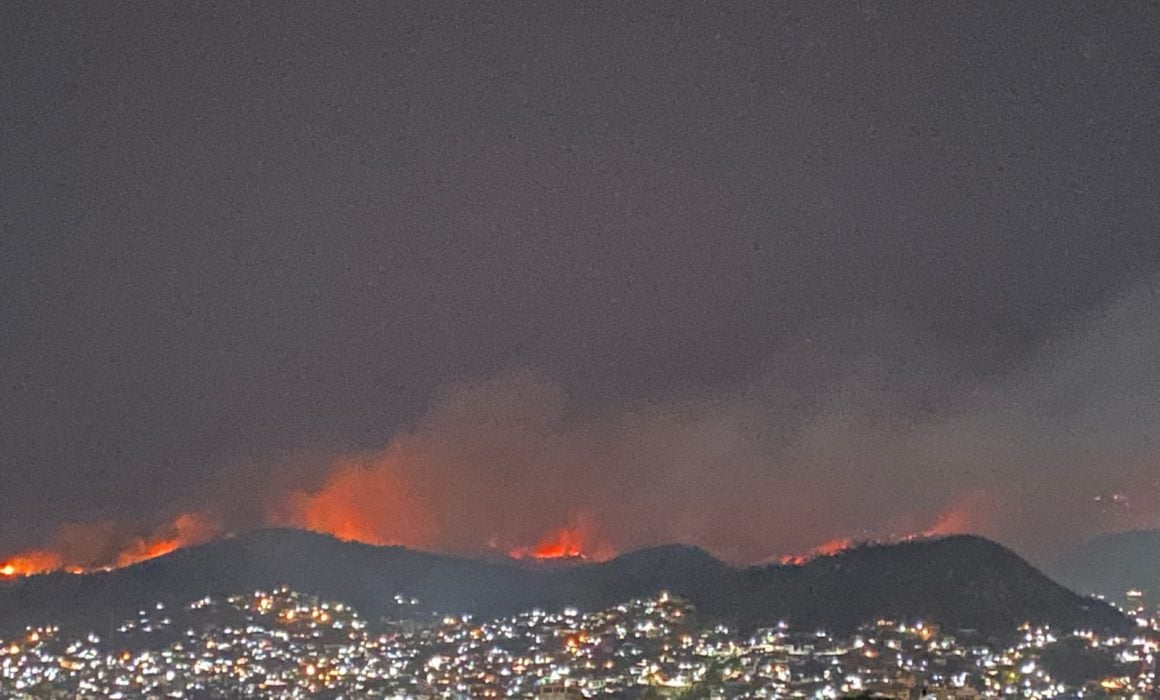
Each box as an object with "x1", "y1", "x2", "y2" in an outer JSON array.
[
  {"x1": 215, "y1": 281, "x2": 1157, "y2": 565},
  {"x1": 2, "y1": 2, "x2": 1159, "y2": 561},
  {"x1": 2, "y1": 280, "x2": 1158, "y2": 567}
]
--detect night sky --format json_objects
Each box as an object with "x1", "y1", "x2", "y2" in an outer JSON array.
[{"x1": 3, "y1": 2, "x2": 1160, "y2": 566}]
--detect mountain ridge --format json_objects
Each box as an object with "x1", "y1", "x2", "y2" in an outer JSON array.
[{"x1": 0, "y1": 529, "x2": 1127, "y2": 639}]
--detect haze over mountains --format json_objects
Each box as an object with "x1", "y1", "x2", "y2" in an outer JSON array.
[
  {"x1": 1052, "y1": 529, "x2": 1160, "y2": 601},
  {"x1": 0, "y1": 530, "x2": 1125, "y2": 640}
]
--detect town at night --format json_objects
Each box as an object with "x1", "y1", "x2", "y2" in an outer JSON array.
[{"x1": 3, "y1": 584, "x2": 1158, "y2": 699}]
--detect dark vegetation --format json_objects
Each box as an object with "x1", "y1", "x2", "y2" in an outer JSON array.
[{"x1": 0, "y1": 530, "x2": 1127, "y2": 639}]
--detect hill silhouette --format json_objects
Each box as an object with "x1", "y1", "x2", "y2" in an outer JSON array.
[
  {"x1": 0, "y1": 530, "x2": 1126, "y2": 639},
  {"x1": 1052, "y1": 528, "x2": 1160, "y2": 599}
]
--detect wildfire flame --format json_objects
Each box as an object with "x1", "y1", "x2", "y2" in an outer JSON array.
[
  {"x1": 266, "y1": 453, "x2": 436, "y2": 548},
  {"x1": 509, "y1": 514, "x2": 612, "y2": 561},
  {"x1": 0, "y1": 512, "x2": 219, "y2": 579},
  {"x1": 512, "y1": 526, "x2": 586, "y2": 560},
  {"x1": 772, "y1": 500, "x2": 996, "y2": 566},
  {"x1": 777, "y1": 537, "x2": 855, "y2": 565},
  {"x1": 112, "y1": 513, "x2": 218, "y2": 568},
  {"x1": 0, "y1": 550, "x2": 62, "y2": 578},
  {"x1": 0, "y1": 457, "x2": 996, "y2": 581}
]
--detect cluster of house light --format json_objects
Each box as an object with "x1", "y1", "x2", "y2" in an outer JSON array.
[{"x1": 0, "y1": 588, "x2": 1156, "y2": 699}]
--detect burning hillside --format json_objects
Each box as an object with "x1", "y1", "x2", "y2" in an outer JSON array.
[
  {"x1": 265, "y1": 453, "x2": 436, "y2": 548},
  {"x1": 777, "y1": 537, "x2": 856, "y2": 565},
  {"x1": 509, "y1": 514, "x2": 613, "y2": 562},
  {"x1": 0, "y1": 513, "x2": 220, "y2": 578}
]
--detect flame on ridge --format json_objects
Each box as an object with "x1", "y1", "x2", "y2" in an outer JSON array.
[
  {"x1": 509, "y1": 514, "x2": 612, "y2": 561},
  {"x1": 0, "y1": 550, "x2": 63, "y2": 578},
  {"x1": 264, "y1": 453, "x2": 436, "y2": 548},
  {"x1": 777, "y1": 537, "x2": 855, "y2": 565},
  {"x1": 0, "y1": 512, "x2": 219, "y2": 579}
]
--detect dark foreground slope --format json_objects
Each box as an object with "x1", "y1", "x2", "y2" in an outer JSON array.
[
  {"x1": 0, "y1": 530, "x2": 1125, "y2": 638},
  {"x1": 726, "y1": 537, "x2": 1124, "y2": 635},
  {"x1": 1052, "y1": 529, "x2": 1160, "y2": 599}
]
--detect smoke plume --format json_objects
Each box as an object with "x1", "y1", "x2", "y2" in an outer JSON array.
[{"x1": 4, "y1": 280, "x2": 1159, "y2": 572}]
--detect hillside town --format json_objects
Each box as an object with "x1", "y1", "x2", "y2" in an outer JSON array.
[{"x1": 0, "y1": 587, "x2": 1156, "y2": 699}]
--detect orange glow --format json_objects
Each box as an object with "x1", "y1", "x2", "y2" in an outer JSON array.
[
  {"x1": 0, "y1": 550, "x2": 62, "y2": 578},
  {"x1": 516, "y1": 525, "x2": 585, "y2": 559},
  {"x1": 815, "y1": 537, "x2": 854, "y2": 555},
  {"x1": 921, "y1": 490, "x2": 1001, "y2": 538},
  {"x1": 113, "y1": 513, "x2": 219, "y2": 568},
  {"x1": 0, "y1": 512, "x2": 219, "y2": 579},
  {"x1": 922, "y1": 507, "x2": 972, "y2": 537},
  {"x1": 267, "y1": 453, "x2": 436, "y2": 547},
  {"x1": 510, "y1": 514, "x2": 613, "y2": 561},
  {"x1": 777, "y1": 537, "x2": 854, "y2": 565}
]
